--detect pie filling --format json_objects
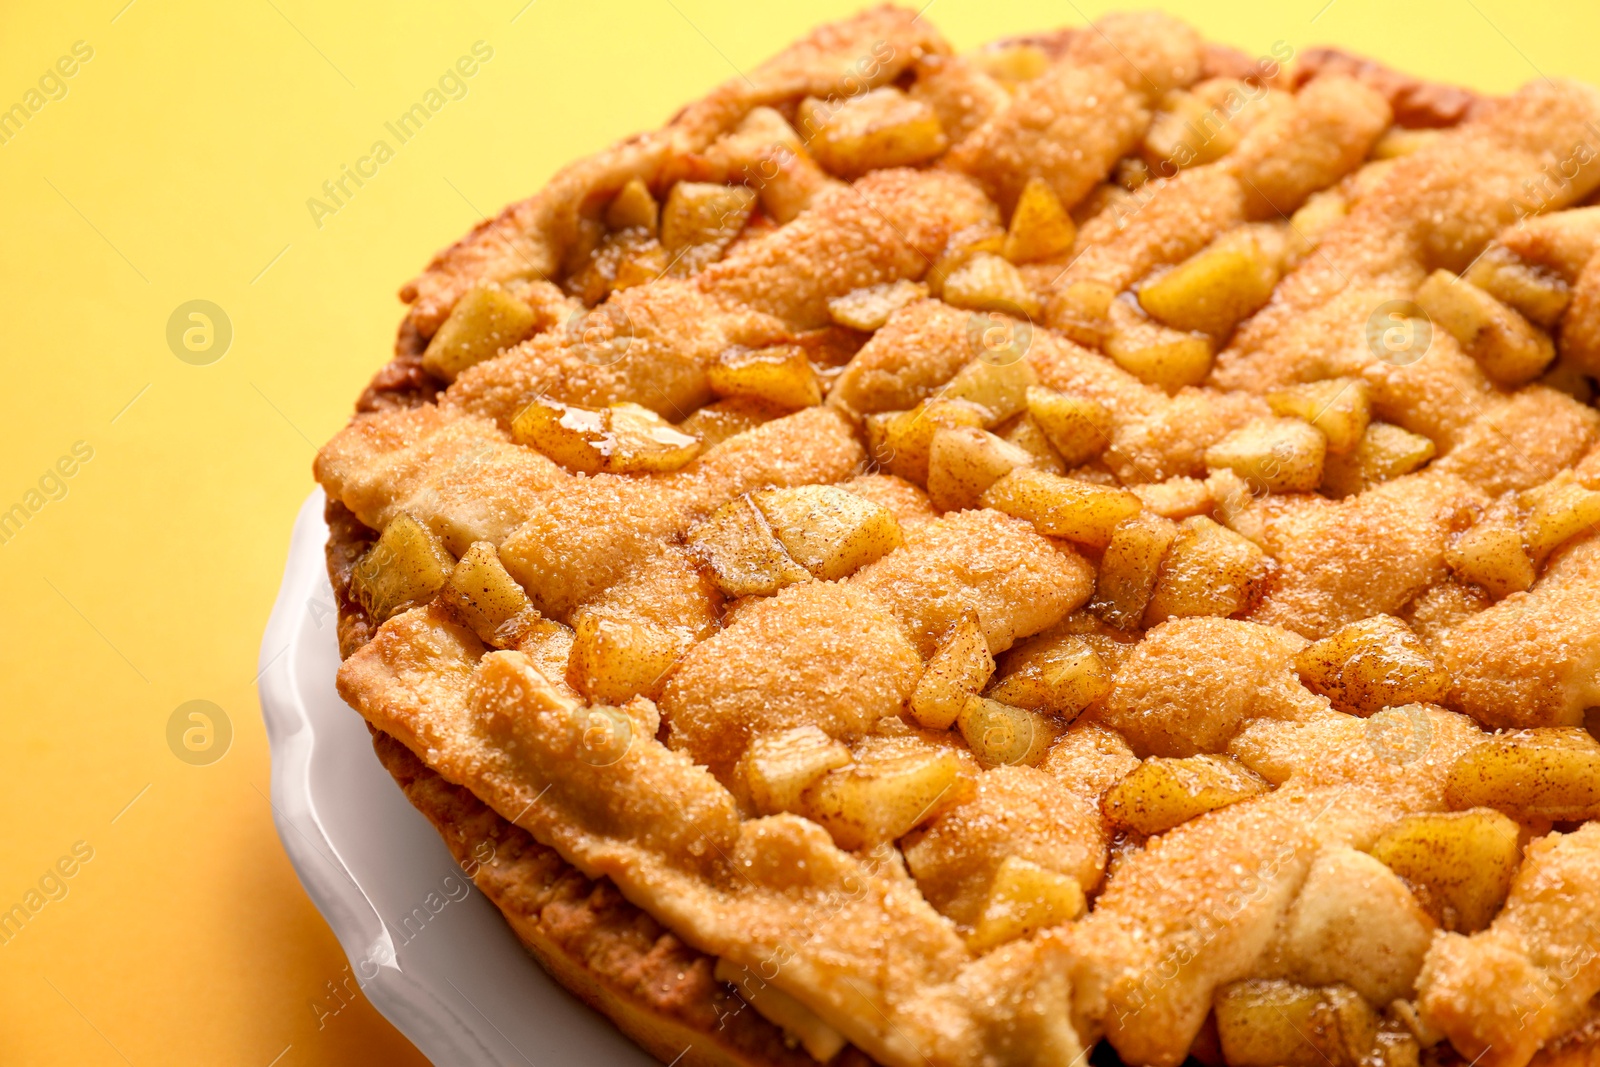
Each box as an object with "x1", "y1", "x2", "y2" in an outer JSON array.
[{"x1": 316, "y1": 8, "x2": 1600, "y2": 1067}]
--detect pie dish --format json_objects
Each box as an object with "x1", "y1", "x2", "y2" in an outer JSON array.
[{"x1": 308, "y1": 8, "x2": 1600, "y2": 1067}]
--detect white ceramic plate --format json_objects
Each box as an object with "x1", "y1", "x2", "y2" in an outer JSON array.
[{"x1": 259, "y1": 490, "x2": 656, "y2": 1067}]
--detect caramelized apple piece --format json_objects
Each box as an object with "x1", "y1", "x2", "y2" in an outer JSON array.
[
  {"x1": 1024, "y1": 386, "x2": 1112, "y2": 467},
  {"x1": 1053, "y1": 278, "x2": 1118, "y2": 347},
  {"x1": 1368, "y1": 809, "x2": 1521, "y2": 933},
  {"x1": 1413, "y1": 268, "x2": 1555, "y2": 386},
  {"x1": 940, "y1": 253, "x2": 1042, "y2": 317},
  {"x1": 1465, "y1": 244, "x2": 1570, "y2": 327},
  {"x1": 1142, "y1": 84, "x2": 1250, "y2": 169},
  {"x1": 675, "y1": 398, "x2": 781, "y2": 450},
  {"x1": 1294, "y1": 615, "x2": 1449, "y2": 715},
  {"x1": 1002, "y1": 177, "x2": 1076, "y2": 264},
  {"x1": 752, "y1": 485, "x2": 904, "y2": 581},
  {"x1": 708, "y1": 345, "x2": 821, "y2": 410},
  {"x1": 1215, "y1": 980, "x2": 1380, "y2": 1067},
  {"x1": 939, "y1": 352, "x2": 1038, "y2": 426},
  {"x1": 1104, "y1": 754, "x2": 1269, "y2": 836},
  {"x1": 1267, "y1": 378, "x2": 1371, "y2": 454},
  {"x1": 1105, "y1": 301, "x2": 1215, "y2": 392},
  {"x1": 980, "y1": 468, "x2": 1142, "y2": 548},
  {"x1": 1285, "y1": 189, "x2": 1347, "y2": 265},
  {"x1": 1092, "y1": 514, "x2": 1180, "y2": 630},
  {"x1": 604, "y1": 177, "x2": 659, "y2": 233},
  {"x1": 439, "y1": 541, "x2": 538, "y2": 647},
  {"x1": 1137, "y1": 230, "x2": 1280, "y2": 339},
  {"x1": 956, "y1": 695, "x2": 1051, "y2": 768},
  {"x1": 967, "y1": 856, "x2": 1085, "y2": 952},
  {"x1": 881, "y1": 398, "x2": 988, "y2": 485},
  {"x1": 510, "y1": 397, "x2": 700, "y2": 474},
  {"x1": 1320, "y1": 422, "x2": 1436, "y2": 498},
  {"x1": 688, "y1": 496, "x2": 811, "y2": 598},
  {"x1": 1445, "y1": 520, "x2": 1534, "y2": 599},
  {"x1": 927, "y1": 427, "x2": 1036, "y2": 512},
  {"x1": 1144, "y1": 516, "x2": 1270, "y2": 624},
  {"x1": 1205, "y1": 417, "x2": 1327, "y2": 494},
  {"x1": 351, "y1": 513, "x2": 456, "y2": 623},
  {"x1": 1523, "y1": 477, "x2": 1600, "y2": 561},
  {"x1": 998, "y1": 412, "x2": 1065, "y2": 474},
  {"x1": 798, "y1": 87, "x2": 948, "y2": 178},
  {"x1": 827, "y1": 279, "x2": 929, "y2": 331},
  {"x1": 568, "y1": 613, "x2": 684, "y2": 703},
  {"x1": 421, "y1": 284, "x2": 538, "y2": 382},
  {"x1": 1445, "y1": 728, "x2": 1600, "y2": 821},
  {"x1": 801, "y1": 746, "x2": 964, "y2": 850},
  {"x1": 986, "y1": 635, "x2": 1110, "y2": 720},
  {"x1": 737, "y1": 726, "x2": 853, "y2": 816},
  {"x1": 925, "y1": 223, "x2": 1007, "y2": 297},
  {"x1": 660, "y1": 182, "x2": 756, "y2": 264},
  {"x1": 910, "y1": 614, "x2": 996, "y2": 730}
]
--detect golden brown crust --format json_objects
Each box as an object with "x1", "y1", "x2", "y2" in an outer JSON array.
[
  {"x1": 1292, "y1": 46, "x2": 1480, "y2": 128},
  {"x1": 369, "y1": 728, "x2": 825, "y2": 1067}
]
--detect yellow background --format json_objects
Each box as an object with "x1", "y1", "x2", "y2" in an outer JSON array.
[{"x1": 0, "y1": 0, "x2": 1589, "y2": 1062}]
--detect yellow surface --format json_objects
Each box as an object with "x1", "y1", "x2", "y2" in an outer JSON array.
[{"x1": 0, "y1": 0, "x2": 1590, "y2": 1063}]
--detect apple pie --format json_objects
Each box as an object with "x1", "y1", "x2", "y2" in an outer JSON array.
[{"x1": 314, "y1": 8, "x2": 1600, "y2": 1067}]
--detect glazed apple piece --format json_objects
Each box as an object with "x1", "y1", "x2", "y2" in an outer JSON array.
[
  {"x1": 707, "y1": 345, "x2": 822, "y2": 410},
  {"x1": 751, "y1": 485, "x2": 904, "y2": 581},
  {"x1": 1267, "y1": 378, "x2": 1371, "y2": 454},
  {"x1": 1104, "y1": 299, "x2": 1215, "y2": 392},
  {"x1": 1414, "y1": 268, "x2": 1555, "y2": 386},
  {"x1": 966, "y1": 856, "x2": 1085, "y2": 952},
  {"x1": 1214, "y1": 980, "x2": 1381, "y2": 1067},
  {"x1": 604, "y1": 177, "x2": 659, "y2": 233},
  {"x1": 1103, "y1": 753, "x2": 1269, "y2": 836},
  {"x1": 1320, "y1": 421, "x2": 1436, "y2": 498},
  {"x1": 1293, "y1": 614, "x2": 1450, "y2": 715},
  {"x1": 797, "y1": 87, "x2": 948, "y2": 178},
  {"x1": 1092, "y1": 514, "x2": 1179, "y2": 631},
  {"x1": 687, "y1": 496, "x2": 811, "y2": 598},
  {"x1": 1205, "y1": 417, "x2": 1327, "y2": 494},
  {"x1": 1522, "y1": 476, "x2": 1600, "y2": 561},
  {"x1": 986, "y1": 634, "x2": 1110, "y2": 720},
  {"x1": 1024, "y1": 386, "x2": 1112, "y2": 467},
  {"x1": 956, "y1": 695, "x2": 1052, "y2": 768},
  {"x1": 980, "y1": 468, "x2": 1142, "y2": 548},
  {"x1": 926, "y1": 427, "x2": 1036, "y2": 511},
  {"x1": 1445, "y1": 519, "x2": 1535, "y2": 598},
  {"x1": 1137, "y1": 228, "x2": 1281, "y2": 338},
  {"x1": 1002, "y1": 177, "x2": 1076, "y2": 264},
  {"x1": 880, "y1": 398, "x2": 988, "y2": 485},
  {"x1": 910, "y1": 614, "x2": 995, "y2": 730},
  {"x1": 1143, "y1": 516, "x2": 1270, "y2": 624},
  {"x1": 827, "y1": 279, "x2": 928, "y2": 331},
  {"x1": 1367, "y1": 809, "x2": 1522, "y2": 933},
  {"x1": 800, "y1": 746, "x2": 965, "y2": 850},
  {"x1": 350, "y1": 513, "x2": 456, "y2": 623},
  {"x1": 659, "y1": 181, "x2": 756, "y2": 268},
  {"x1": 439, "y1": 541, "x2": 539, "y2": 647},
  {"x1": 510, "y1": 397, "x2": 700, "y2": 474},
  {"x1": 1445, "y1": 728, "x2": 1600, "y2": 821},
  {"x1": 940, "y1": 252, "x2": 1042, "y2": 317},
  {"x1": 420, "y1": 284, "x2": 539, "y2": 382},
  {"x1": 736, "y1": 726, "x2": 853, "y2": 816}
]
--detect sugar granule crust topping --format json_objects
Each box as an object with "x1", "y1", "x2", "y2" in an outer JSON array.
[{"x1": 315, "y1": 8, "x2": 1600, "y2": 1067}]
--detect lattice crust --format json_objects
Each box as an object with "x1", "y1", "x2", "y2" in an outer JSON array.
[{"x1": 317, "y1": 7, "x2": 1600, "y2": 1067}]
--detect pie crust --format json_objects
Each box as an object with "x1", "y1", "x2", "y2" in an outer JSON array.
[{"x1": 315, "y1": 8, "x2": 1600, "y2": 1067}]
